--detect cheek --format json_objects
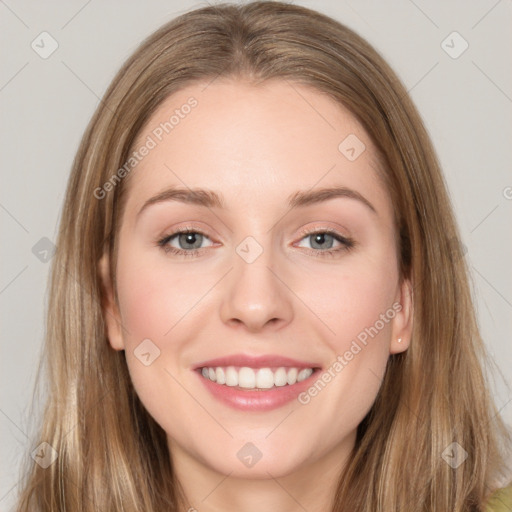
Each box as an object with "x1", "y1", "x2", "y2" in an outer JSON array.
[
  {"x1": 299, "y1": 249, "x2": 399, "y2": 354},
  {"x1": 116, "y1": 249, "x2": 208, "y2": 343},
  {"x1": 113, "y1": 241, "x2": 228, "y2": 386},
  {"x1": 113, "y1": 248, "x2": 207, "y2": 426},
  {"x1": 290, "y1": 252, "x2": 399, "y2": 447}
]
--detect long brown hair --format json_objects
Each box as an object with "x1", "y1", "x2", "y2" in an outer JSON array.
[{"x1": 16, "y1": 2, "x2": 510, "y2": 510}]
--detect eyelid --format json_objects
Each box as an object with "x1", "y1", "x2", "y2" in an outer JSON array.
[
  {"x1": 294, "y1": 224, "x2": 352, "y2": 242},
  {"x1": 158, "y1": 223, "x2": 214, "y2": 240},
  {"x1": 158, "y1": 225, "x2": 215, "y2": 247},
  {"x1": 158, "y1": 225, "x2": 348, "y2": 243}
]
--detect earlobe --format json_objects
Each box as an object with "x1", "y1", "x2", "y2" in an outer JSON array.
[
  {"x1": 390, "y1": 278, "x2": 414, "y2": 354},
  {"x1": 98, "y1": 253, "x2": 125, "y2": 351}
]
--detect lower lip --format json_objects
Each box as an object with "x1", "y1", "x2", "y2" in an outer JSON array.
[{"x1": 195, "y1": 369, "x2": 319, "y2": 411}]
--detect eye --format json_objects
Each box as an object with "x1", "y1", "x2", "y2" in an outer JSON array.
[
  {"x1": 295, "y1": 229, "x2": 354, "y2": 257},
  {"x1": 157, "y1": 229, "x2": 213, "y2": 256},
  {"x1": 157, "y1": 227, "x2": 354, "y2": 258}
]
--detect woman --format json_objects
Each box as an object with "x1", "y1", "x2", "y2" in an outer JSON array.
[{"x1": 16, "y1": 2, "x2": 511, "y2": 510}]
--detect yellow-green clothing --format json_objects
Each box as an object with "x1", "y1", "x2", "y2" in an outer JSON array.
[{"x1": 486, "y1": 485, "x2": 512, "y2": 511}]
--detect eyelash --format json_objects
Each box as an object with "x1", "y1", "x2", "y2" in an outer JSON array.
[{"x1": 156, "y1": 226, "x2": 355, "y2": 259}]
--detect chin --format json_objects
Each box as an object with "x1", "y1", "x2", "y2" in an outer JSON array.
[{"x1": 191, "y1": 436, "x2": 312, "y2": 480}]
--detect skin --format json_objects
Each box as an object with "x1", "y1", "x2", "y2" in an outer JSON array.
[{"x1": 99, "y1": 79, "x2": 413, "y2": 512}]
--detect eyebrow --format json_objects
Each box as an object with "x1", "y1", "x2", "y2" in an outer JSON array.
[{"x1": 136, "y1": 185, "x2": 377, "y2": 219}]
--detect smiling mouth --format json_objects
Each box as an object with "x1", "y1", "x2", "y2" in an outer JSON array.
[{"x1": 198, "y1": 366, "x2": 319, "y2": 390}]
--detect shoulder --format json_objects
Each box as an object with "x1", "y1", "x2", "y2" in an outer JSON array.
[{"x1": 485, "y1": 485, "x2": 512, "y2": 512}]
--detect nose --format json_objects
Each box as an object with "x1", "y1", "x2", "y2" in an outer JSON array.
[{"x1": 219, "y1": 243, "x2": 294, "y2": 333}]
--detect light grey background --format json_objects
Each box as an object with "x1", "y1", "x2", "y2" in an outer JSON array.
[{"x1": 1, "y1": 0, "x2": 511, "y2": 508}]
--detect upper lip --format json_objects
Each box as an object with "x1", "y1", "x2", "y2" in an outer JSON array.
[{"x1": 193, "y1": 354, "x2": 322, "y2": 370}]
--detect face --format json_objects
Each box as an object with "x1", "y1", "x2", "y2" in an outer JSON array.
[{"x1": 100, "y1": 79, "x2": 412, "y2": 480}]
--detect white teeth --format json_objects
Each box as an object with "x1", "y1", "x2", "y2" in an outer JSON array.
[
  {"x1": 274, "y1": 367, "x2": 288, "y2": 386},
  {"x1": 238, "y1": 367, "x2": 256, "y2": 388},
  {"x1": 215, "y1": 367, "x2": 226, "y2": 385},
  {"x1": 256, "y1": 368, "x2": 274, "y2": 389},
  {"x1": 287, "y1": 367, "x2": 298, "y2": 385},
  {"x1": 225, "y1": 366, "x2": 238, "y2": 387},
  {"x1": 297, "y1": 368, "x2": 313, "y2": 382},
  {"x1": 200, "y1": 365, "x2": 315, "y2": 389}
]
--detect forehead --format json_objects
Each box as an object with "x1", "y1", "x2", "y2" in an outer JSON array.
[{"x1": 122, "y1": 79, "x2": 389, "y2": 219}]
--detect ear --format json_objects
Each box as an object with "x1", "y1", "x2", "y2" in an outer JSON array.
[
  {"x1": 98, "y1": 253, "x2": 125, "y2": 351},
  {"x1": 389, "y1": 278, "x2": 413, "y2": 354}
]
